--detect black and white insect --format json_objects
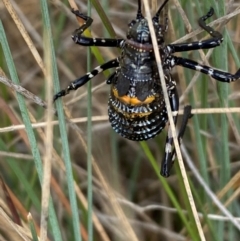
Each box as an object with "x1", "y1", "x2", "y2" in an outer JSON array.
[{"x1": 54, "y1": 0, "x2": 240, "y2": 177}]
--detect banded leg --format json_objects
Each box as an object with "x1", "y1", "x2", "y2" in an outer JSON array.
[
  {"x1": 171, "y1": 56, "x2": 240, "y2": 83},
  {"x1": 169, "y1": 105, "x2": 193, "y2": 166},
  {"x1": 53, "y1": 58, "x2": 119, "y2": 101},
  {"x1": 161, "y1": 88, "x2": 179, "y2": 177},
  {"x1": 71, "y1": 9, "x2": 124, "y2": 47},
  {"x1": 167, "y1": 7, "x2": 223, "y2": 53},
  {"x1": 161, "y1": 105, "x2": 192, "y2": 177}
]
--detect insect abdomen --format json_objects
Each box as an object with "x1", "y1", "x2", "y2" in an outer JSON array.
[{"x1": 108, "y1": 86, "x2": 168, "y2": 141}]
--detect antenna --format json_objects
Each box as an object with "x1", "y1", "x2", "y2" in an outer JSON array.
[
  {"x1": 152, "y1": 0, "x2": 169, "y2": 22},
  {"x1": 136, "y1": 0, "x2": 143, "y2": 19}
]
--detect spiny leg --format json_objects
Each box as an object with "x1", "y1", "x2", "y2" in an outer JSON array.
[
  {"x1": 53, "y1": 58, "x2": 119, "y2": 101},
  {"x1": 161, "y1": 87, "x2": 179, "y2": 177},
  {"x1": 71, "y1": 9, "x2": 124, "y2": 47},
  {"x1": 171, "y1": 56, "x2": 240, "y2": 83},
  {"x1": 167, "y1": 7, "x2": 223, "y2": 53}
]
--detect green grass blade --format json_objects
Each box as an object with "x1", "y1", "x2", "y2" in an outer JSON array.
[
  {"x1": 140, "y1": 141, "x2": 200, "y2": 240},
  {"x1": 40, "y1": 0, "x2": 82, "y2": 240},
  {"x1": 28, "y1": 213, "x2": 39, "y2": 241},
  {"x1": 0, "y1": 21, "x2": 62, "y2": 241},
  {"x1": 92, "y1": 0, "x2": 116, "y2": 37}
]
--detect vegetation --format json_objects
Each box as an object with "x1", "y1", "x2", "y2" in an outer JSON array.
[{"x1": 0, "y1": 0, "x2": 240, "y2": 240}]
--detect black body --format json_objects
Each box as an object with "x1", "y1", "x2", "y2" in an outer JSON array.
[{"x1": 54, "y1": 0, "x2": 240, "y2": 177}]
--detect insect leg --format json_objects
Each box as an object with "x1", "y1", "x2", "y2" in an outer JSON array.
[
  {"x1": 53, "y1": 58, "x2": 119, "y2": 101},
  {"x1": 177, "y1": 106, "x2": 193, "y2": 142},
  {"x1": 71, "y1": 9, "x2": 124, "y2": 47},
  {"x1": 161, "y1": 104, "x2": 192, "y2": 177},
  {"x1": 171, "y1": 56, "x2": 240, "y2": 83},
  {"x1": 161, "y1": 87, "x2": 179, "y2": 177},
  {"x1": 167, "y1": 8, "x2": 223, "y2": 53},
  {"x1": 170, "y1": 105, "x2": 193, "y2": 167}
]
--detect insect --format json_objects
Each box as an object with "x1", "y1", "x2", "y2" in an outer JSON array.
[{"x1": 54, "y1": 0, "x2": 240, "y2": 177}]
